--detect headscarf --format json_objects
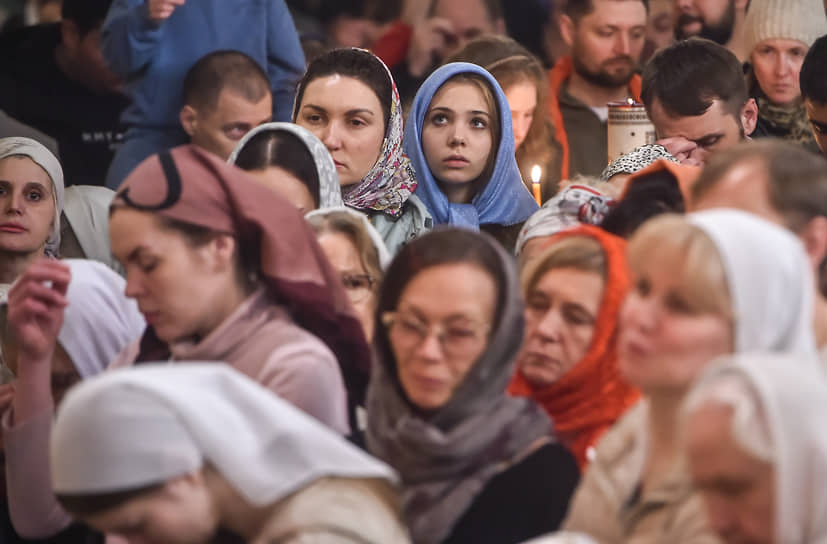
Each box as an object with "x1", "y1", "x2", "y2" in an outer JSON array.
[
  {"x1": 58, "y1": 259, "x2": 145, "y2": 377},
  {"x1": 600, "y1": 144, "x2": 679, "y2": 182},
  {"x1": 305, "y1": 206, "x2": 392, "y2": 270},
  {"x1": 366, "y1": 229, "x2": 553, "y2": 544},
  {"x1": 51, "y1": 364, "x2": 397, "y2": 501},
  {"x1": 61, "y1": 186, "x2": 120, "y2": 272},
  {"x1": 685, "y1": 353, "x2": 827, "y2": 543},
  {"x1": 227, "y1": 122, "x2": 345, "y2": 209},
  {"x1": 620, "y1": 159, "x2": 701, "y2": 205},
  {"x1": 509, "y1": 226, "x2": 641, "y2": 469},
  {"x1": 0, "y1": 137, "x2": 64, "y2": 257},
  {"x1": 515, "y1": 185, "x2": 614, "y2": 256},
  {"x1": 688, "y1": 209, "x2": 818, "y2": 355},
  {"x1": 403, "y1": 62, "x2": 540, "y2": 230},
  {"x1": 111, "y1": 145, "x2": 371, "y2": 406},
  {"x1": 292, "y1": 49, "x2": 417, "y2": 217}
]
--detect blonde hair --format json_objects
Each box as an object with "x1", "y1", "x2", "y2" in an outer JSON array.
[
  {"x1": 306, "y1": 210, "x2": 383, "y2": 285},
  {"x1": 522, "y1": 236, "x2": 606, "y2": 294},
  {"x1": 628, "y1": 214, "x2": 733, "y2": 320}
]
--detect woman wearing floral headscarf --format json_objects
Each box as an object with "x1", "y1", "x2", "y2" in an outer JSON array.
[{"x1": 294, "y1": 48, "x2": 431, "y2": 255}]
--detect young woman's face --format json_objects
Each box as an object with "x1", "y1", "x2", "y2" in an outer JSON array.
[
  {"x1": 316, "y1": 231, "x2": 378, "y2": 342},
  {"x1": 618, "y1": 253, "x2": 733, "y2": 393},
  {"x1": 751, "y1": 39, "x2": 808, "y2": 107},
  {"x1": 518, "y1": 267, "x2": 603, "y2": 387},
  {"x1": 109, "y1": 209, "x2": 239, "y2": 345},
  {"x1": 296, "y1": 75, "x2": 386, "y2": 187},
  {"x1": 422, "y1": 81, "x2": 495, "y2": 188},
  {"x1": 386, "y1": 263, "x2": 496, "y2": 411},
  {"x1": 504, "y1": 80, "x2": 537, "y2": 150},
  {"x1": 245, "y1": 166, "x2": 316, "y2": 214},
  {"x1": 0, "y1": 156, "x2": 55, "y2": 256},
  {"x1": 81, "y1": 474, "x2": 218, "y2": 544}
]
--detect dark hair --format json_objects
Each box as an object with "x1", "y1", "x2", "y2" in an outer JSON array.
[
  {"x1": 801, "y1": 34, "x2": 827, "y2": 104},
  {"x1": 233, "y1": 130, "x2": 321, "y2": 208},
  {"x1": 376, "y1": 229, "x2": 506, "y2": 360},
  {"x1": 447, "y1": 35, "x2": 557, "y2": 194},
  {"x1": 600, "y1": 170, "x2": 686, "y2": 238},
  {"x1": 182, "y1": 51, "x2": 271, "y2": 113},
  {"x1": 61, "y1": 0, "x2": 113, "y2": 36},
  {"x1": 57, "y1": 482, "x2": 164, "y2": 518},
  {"x1": 293, "y1": 48, "x2": 393, "y2": 132},
  {"x1": 641, "y1": 38, "x2": 747, "y2": 120},
  {"x1": 429, "y1": 0, "x2": 504, "y2": 21},
  {"x1": 692, "y1": 140, "x2": 827, "y2": 296},
  {"x1": 564, "y1": 0, "x2": 648, "y2": 21}
]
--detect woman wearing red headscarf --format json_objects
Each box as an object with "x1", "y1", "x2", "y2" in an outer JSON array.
[{"x1": 509, "y1": 225, "x2": 640, "y2": 468}]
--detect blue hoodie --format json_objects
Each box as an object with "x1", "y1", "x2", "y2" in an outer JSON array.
[
  {"x1": 102, "y1": 0, "x2": 305, "y2": 129},
  {"x1": 403, "y1": 62, "x2": 539, "y2": 230}
]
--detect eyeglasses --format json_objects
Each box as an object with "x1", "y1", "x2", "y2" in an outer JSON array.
[
  {"x1": 341, "y1": 273, "x2": 377, "y2": 304},
  {"x1": 381, "y1": 311, "x2": 490, "y2": 357}
]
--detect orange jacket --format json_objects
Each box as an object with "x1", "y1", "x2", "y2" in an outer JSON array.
[{"x1": 547, "y1": 57, "x2": 642, "y2": 181}]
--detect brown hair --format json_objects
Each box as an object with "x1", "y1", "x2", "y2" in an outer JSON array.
[
  {"x1": 182, "y1": 50, "x2": 270, "y2": 112},
  {"x1": 431, "y1": 72, "x2": 502, "y2": 192},
  {"x1": 57, "y1": 482, "x2": 165, "y2": 517},
  {"x1": 307, "y1": 210, "x2": 383, "y2": 287},
  {"x1": 692, "y1": 140, "x2": 827, "y2": 297},
  {"x1": 523, "y1": 236, "x2": 607, "y2": 295},
  {"x1": 447, "y1": 35, "x2": 557, "y2": 192},
  {"x1": 627, "y1": 214, "x2": 733, "y2": 320}
]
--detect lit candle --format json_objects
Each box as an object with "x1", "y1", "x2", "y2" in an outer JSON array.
[{"x1": 531, "y1": 165, "x2": 542, "y2": 205}]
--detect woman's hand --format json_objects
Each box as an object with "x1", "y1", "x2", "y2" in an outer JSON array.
[{"x1": 7, "y1": 260, "x2": 70, "y2": 364}]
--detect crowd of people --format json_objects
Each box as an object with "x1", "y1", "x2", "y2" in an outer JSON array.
[{"x1": 0, "y1": 0, "x2": 825, "y2": 543}]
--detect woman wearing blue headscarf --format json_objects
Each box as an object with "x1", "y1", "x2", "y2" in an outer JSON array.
[{"x1": 403, "y1": 62, "x2": 539, "y2": 251}]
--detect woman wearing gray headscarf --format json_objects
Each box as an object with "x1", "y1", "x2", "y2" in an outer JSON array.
[
  {"x1": 228, "y1": 122, "x2": 344, "y2": 213},
  {"x1": 366, "y1": 229, "x2": 579, "y2": 544},
  {"x1": 0, "y1": 137, "x2": 64, "y2": 296}
]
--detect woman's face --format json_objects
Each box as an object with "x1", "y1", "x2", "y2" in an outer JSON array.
[
  {"x1": 387, "y1": 263, "x2": 496, "y2": 411},
  {"x1": 422, "y1": 81, "x2": 495, "y2": 189},
  {"x1": 316, "y1": 231, "x2": 378, "y2": 342},
  {"x1": 0, "y1": 156, "x2": 55, "y2": 255},
  {"x1": 618, "y1": 254, "x2": 733, "y2": 393},
  {"x1": 245, "y1": 167, "x2": 316, "y2": 214},
  {"x1": 751, "y1": 39, "x2": 809, "y2": 107},
  {"x1": 81, "y1": 474, "x2": 218, "y2": 544},
  {"x1": 504, "y1": 80, "x2": 537, "y2": 150},
  {"x1": 518, "y1": 267, "x2": 603, "y2": 387},
  {"x1": 296, "y1": 75, "x2": 386, "y2": 187},
  {"x1": 109, "y1": 209, "x2": 240, "y2": 345}
]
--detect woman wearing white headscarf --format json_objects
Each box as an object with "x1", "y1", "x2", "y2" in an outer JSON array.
[
  {"x1": 50, "y1": 364, "x2": 409, "y2": 543},
  {"x1": 0, "y1": 259, "x2": 144, "y2": 539},
  {"x1": 228, "y1": 122, "x2": 345, "y2": 212},
  {"x1": 0, "y1": 137, "x2": 64, "y2": 297},
  {"x1": 562, "y1": 209, "x2": 818, "y2": 543},
  {"x1": 684, "y1": 353, "x2": 827, "y2": 544}
]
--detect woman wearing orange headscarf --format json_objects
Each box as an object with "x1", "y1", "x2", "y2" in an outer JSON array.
[{"x1": 509, "y1": 225, "x2": 640, "y2": 468}]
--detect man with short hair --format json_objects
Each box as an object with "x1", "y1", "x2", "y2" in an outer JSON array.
[
  {"x1": 178, "y1": 51, "x2": 273, "y2": 161},
  {"x1": 0, "y1": 0, "x2": 128, "y2": 186},
  {"x1": 691, "y1": 140, "x2": 827, "y2": 353},
  {"x1": 547, "y1": 0, "x2": 648, "y2": 181},
  {"x1": 375, "y1": 0, "x2": 506, "y2": 104},
  {"x1": 800, "y1": 34, "x2": 827, "y2": 156},
  {"x1": 641, "y1": 38, "x2": 757, "y2": 166},
  {"x1": 674, "y1": 0, "x2": 749, "y2": 61}
]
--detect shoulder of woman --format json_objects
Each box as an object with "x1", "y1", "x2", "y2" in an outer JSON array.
[{"x1": 253, "y1": 477, "x2": 409, "y2": 544}]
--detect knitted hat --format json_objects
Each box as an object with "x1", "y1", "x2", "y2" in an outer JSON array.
[{"x1": 743, "y1": 0, "x2": 827, "y2": 55}]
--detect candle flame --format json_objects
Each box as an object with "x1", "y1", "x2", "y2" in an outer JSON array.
[
  {"x1": 531, "y1": 165, "x2": 541, "y2": 183},
  {"x1": 626, "y1": 97, "x2": 635, "y2": 106}
]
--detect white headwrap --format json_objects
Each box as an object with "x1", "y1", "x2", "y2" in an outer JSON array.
[
  {"x1": 61, "y1": 186, "x2": 120, "y2": 273},
  {"x1": 51, "y1": 364, "x2": 397, "y2": 501},
  {"x1": 0, "y1": 137, "x2": 64, "y2": 257},
  {"x1": 305, "y1": 207, "x2": 392, "y2": 269},
  {"x1": 688, "y1": 209, "x2": 818, "y2": 355},
  {"x1": 685, "y1": 353, "x2": 827, "y2": 543},
  {"x1": 58, "y1": 259, "x2": 145, "y2": 378},
  {"x1": 227, "y1": 122, "x2": 344, "y2": 209}
]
